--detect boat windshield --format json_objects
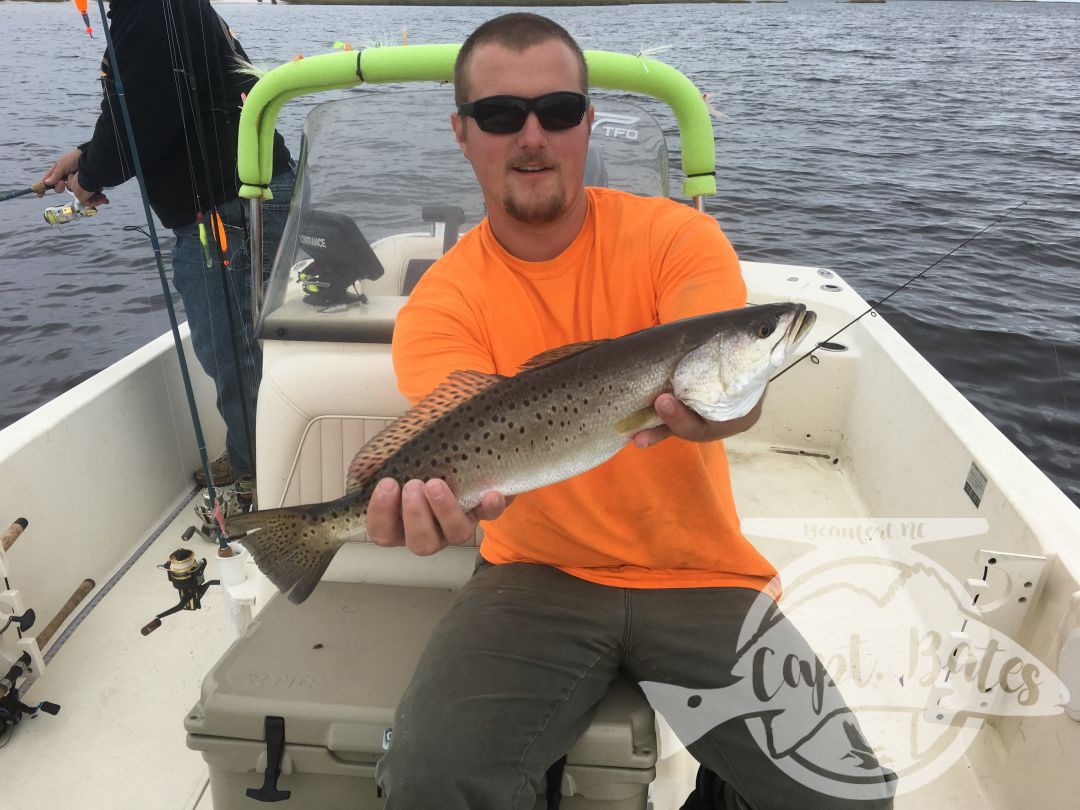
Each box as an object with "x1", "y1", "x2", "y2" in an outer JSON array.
[{"x1": 258, "y1": 88, "x2": 670, "y2": 344}]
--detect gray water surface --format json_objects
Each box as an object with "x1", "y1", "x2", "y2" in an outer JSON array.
[{"x1": 0, "y1": 1, "x2": 1077, "y2": 505}]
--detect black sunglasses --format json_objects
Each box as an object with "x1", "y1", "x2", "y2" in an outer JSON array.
[{"x1": 457, "y1": 92, "x2": 590, "y2": 134}]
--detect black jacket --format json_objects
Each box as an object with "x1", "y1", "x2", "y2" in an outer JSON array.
[{"x1": 77, "y1": 0, "x2": 291, "y2": 228}]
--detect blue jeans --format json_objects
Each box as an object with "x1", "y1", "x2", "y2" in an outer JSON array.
[{"x1": 171, "y1": 170, "x2": 294, "y2": 477}]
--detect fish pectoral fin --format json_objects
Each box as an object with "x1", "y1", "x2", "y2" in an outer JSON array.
[
  {"x1": 615, "y1": 405, "x2": 662, "y2": 436},
  {"x1": 346, "y1": 369, "x2": 503, "y2": 493}
]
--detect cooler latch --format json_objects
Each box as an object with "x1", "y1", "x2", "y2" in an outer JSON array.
[{"x1": 246, "y1": 715, "x2": 291, "y2": 803}]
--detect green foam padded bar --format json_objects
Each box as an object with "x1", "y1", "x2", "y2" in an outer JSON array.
[{"x1": 238, "y1": 45, "x2": 715, "y2": 200}]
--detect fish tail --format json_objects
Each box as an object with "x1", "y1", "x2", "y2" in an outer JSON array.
[{"x1": 225, "y1": 506, "x2": 362, "y2": 605}]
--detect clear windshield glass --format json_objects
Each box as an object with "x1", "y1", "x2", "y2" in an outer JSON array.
[{"x1": 259, "y1": 87, "x2": 670, "y2": 344}]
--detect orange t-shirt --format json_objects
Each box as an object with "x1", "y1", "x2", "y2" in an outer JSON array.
[{"x1": 392, "y1": 187, "x2": 777, "y2": 592}]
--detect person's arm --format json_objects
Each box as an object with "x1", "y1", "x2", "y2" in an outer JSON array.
[
  {"x1": 633, "y1": 210, "x2": 764, "y2": 447},
  {"x1": 366, "y1": 277, "x2": 512, "y2": 556},
  {"x1": 74, "y1": 4, "x2": 188, "y2": 194}
]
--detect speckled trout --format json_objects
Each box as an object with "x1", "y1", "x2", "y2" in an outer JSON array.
[{"x1": 226, "y1": 303, "x2": 816, "y2": 604}]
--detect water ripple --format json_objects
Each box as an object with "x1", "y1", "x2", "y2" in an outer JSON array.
[{"x1": 0, "y1": 0, "x2": 1077, "y2": 506}]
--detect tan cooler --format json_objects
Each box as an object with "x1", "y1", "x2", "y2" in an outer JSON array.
[{"x1": 186, "y1": 580, "x2": 657, "y2": 809}]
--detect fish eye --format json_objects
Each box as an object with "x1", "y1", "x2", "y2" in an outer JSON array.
[{"x1": 757, "y1": 324, "x2": 775, "y2": 339}]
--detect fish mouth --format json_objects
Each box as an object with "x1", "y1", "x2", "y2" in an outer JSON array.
[
  {"x1": 768, "y1": 305, "x2": 816, "y2": 367},
  {"x1": 788, "y1": 306, "x2": 817, "y2": 348}
]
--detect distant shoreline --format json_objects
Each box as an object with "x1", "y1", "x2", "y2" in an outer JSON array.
[{"x1": 283, "y1": 0, "x2": 758, "y2": 5}]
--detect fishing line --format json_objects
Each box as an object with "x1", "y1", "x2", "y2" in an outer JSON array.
[
  {"x1": 161, "y1": 0, "x2": 205, "y2": 218},
  {"x1": 1027, "y1": 224, "x2": 1073, "y2": 444},
  {"x1": 196, "y1": 4, "x2": 266, "y2": 398},
  {"x1": 98, "y1": 52, "x2": 133, "y2": 186},
  {"x1": 1052, "y1": 343, "x2": 1075, "y2": 445},
  {"x1": 91, "y1": 0, "x2": 227, "y2": 548},
  {"x1": 167, "y1": 0, "x2": 259, "y2": 473},
  {"x1": 770, "y1": 201, "x2": 1029, "y2": 383}
]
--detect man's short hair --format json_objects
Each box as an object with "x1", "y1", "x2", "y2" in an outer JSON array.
[{"x1": 454, "y1": 13, "x2": 589, "y2": 106}]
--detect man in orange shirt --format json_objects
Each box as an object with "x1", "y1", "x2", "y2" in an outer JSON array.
[{"x1": 371, "y1": 13, "x2": 894, "y2": 810}]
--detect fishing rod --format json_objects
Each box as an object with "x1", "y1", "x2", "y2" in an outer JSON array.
[
  {"x1": 91, "y1": 0, "x2": 226, "y2": 549},
  {"x1": 0, "y1": 182, "x2": 54, "y2": 203},
  {"x1": 770, "y1": 201, "x2": 1029, "y2": 383}
]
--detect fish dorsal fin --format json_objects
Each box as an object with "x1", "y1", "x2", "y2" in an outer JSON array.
[
  {"x1": 345, "y1": 370, "x2": 503, "y2": 494},
  {"x1": 518, "y1": 339, "x2": 609, "y2": 373}
]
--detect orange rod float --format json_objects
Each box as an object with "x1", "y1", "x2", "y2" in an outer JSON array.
[{"x1": 73, "y1": 0, "x2": 93, "y2": 38}]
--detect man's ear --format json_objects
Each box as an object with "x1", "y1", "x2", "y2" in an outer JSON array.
[{"x1": 451, "y1": 112, "x2": 467, "y2": 152}]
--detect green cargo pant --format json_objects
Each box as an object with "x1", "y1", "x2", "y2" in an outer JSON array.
[{"x1": 375, "y1": 560, "x2": 896, "y2": 809}]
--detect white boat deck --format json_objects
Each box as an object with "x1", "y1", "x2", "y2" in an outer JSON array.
[
  {"x1": 5, "y1": 492, "x2": 229, "y2": 810},
  {"x1": 3, "y1": 436, "x2": 1022, "y2": 810}
]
